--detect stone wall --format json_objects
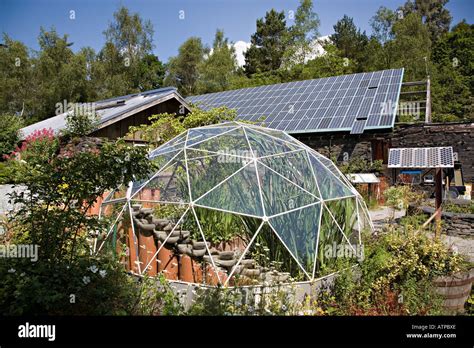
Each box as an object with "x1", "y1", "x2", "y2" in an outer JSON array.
[
  {"x1": 294, "y1": 131, "x2": 379, "y2": 162},
  {"x1": 295, "y1": 122, "x2": 474, "y2": 182},
  {"x1": 417, "y1": 205, "x2": 474, "y2": 237}
]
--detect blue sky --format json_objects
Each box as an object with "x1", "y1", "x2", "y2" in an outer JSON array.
[{"x1": 1, "y1": 0, "x2": 472, "y2": 63}]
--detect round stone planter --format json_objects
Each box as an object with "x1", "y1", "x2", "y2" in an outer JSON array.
[{"x1": 433, "y1": 268, "x2": 474, "y2": 314}]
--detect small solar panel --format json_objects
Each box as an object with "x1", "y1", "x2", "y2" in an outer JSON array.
[
  {"x1": 187, "y1": 68, "x2": 404, "y2": 134},
  {"x1": 388, "y1": 147, "x2": 454, "y2": 168}
]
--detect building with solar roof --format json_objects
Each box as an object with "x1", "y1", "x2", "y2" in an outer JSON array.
[
  {"x1": 187, "y1": 68, "x2": 404, "y2": 135},
  {"x1": 19, "y1": 69, "x2": 474, "y2": 182},
  {"x1": 188, "y1": 68, "x2": 473, "y2": 183}
]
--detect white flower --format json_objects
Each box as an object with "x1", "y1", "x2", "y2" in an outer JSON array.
[
  {"x1": 7, "y1": 268, "x2": 16, "y2": 273},
  {"x1": 89, "y1": 265, "x2": 98, "y2": 273},
  {"x1": 99, "y1": 270, "x2": 107, "y2": 278},
  {"x1": 282, "y1": 305, "x2": 287, "y2": 312},
  {"x1": 82, "y1": 276, "x2": 91, "y2": 285}
]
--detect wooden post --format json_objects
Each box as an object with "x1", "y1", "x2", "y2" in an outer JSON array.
[{"x1": 435, "y1": 168, "x2": 442, "y2": 237}]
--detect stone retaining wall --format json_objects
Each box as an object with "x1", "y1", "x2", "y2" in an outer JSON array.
[{"x1": 418, "y1": 205, "x2": 474, "y2": 237}]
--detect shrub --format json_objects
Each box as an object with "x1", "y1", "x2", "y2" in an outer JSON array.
[
  {"x1": 315, "y1": 228, "x2": 467, "y2": 315},
  {"x1": 0, "y1": 114, "x2": 23, "y2": 158},
  {"x1": 384, "y1": 185, "x2": 425, "y2": 211}
]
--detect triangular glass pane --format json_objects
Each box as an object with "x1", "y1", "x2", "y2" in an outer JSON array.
[
  {"x1": 194, "y1": 206, "x2": 252, "y2": 247},
  {"x1": 315, "y1": 155, "x2": 353, "y2": 188},
  {"x1": 223, "y1": 218, "x2": 264, "y2": 286},
  {"x1": 258, "y1": 150, "x2": 321, "y2": 198},
  {"x1": 149, "y1": 133, "x2": 187, "y2": 158},
  {"x1": 188, "y1": 127, "x2": 251, "y2": 155},
  {"x1": 98, "y1": 204, "x2": 137, "y2": 271},
  {"x1": 103, "y1": 185, "x2": 128, "y2": 202},
  {"x1": 185, "y1": 148, "x2": 221, "y2": 160},
  {"x1": 244, "y1": 125, "x2": 299, "y2": 146},
  {"x1": 133, "y1": 150, "x2": 183, "y2": 196},
  {"x1": 236, "y1": 223, "x2": 308, "y2": 283},
  {"x1": 134, "y1": 152, "x2": 189, "y2": 203},
  {"x1": 325, "y1": 198, "x2": 358, "y2": 244},
  {"x1": 195, "y1": 162, "x2": 264, "y2": 217},
  {"x1": 315, "y1": 205, "x2": 351, "y2": 277},
  {"x1": 356, "y1": 197, "x2": 372, "y2": 236},
  {"x1": 244, "y1": 128, "x2": 299, "y2": 157},
  {"x1": 186, "y1": 125, "x2": 237, "y2": 145},
  {"x1": 257, "y1": 163, "x2": 319, "y2": 217},
  {"x1": 309, "y1": 154, "x2": 354, "y2": 199},
  {"x1": 187, "y1": 151, "x2": 247, "y2": 200},
  {"x1": 269, "y1": 203, "x2": 320, "y2": 276},
  {"x1": 96, "y1": 202, "x2": 127, "y2": 252}
]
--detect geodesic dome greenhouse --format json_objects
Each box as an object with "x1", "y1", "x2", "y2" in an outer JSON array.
[{"x1": 95, "y1": 122, "x2": 373, "y2": 286}]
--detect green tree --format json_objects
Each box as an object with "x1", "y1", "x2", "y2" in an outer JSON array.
[
  {"x1": 104, "y1": 6, "x2": 154, "y2": 63},
  {"x1": 431, "y1": 21, "x2": 473, "y2": 121},
  {"x1": 0, "y1": 35, "x2": 33, "y2": 118},
  {"x1": 244, "y1": 9, "x2": 288, "y2": 76},
  {"x1": 31, "y1": 28, "x2": 90, "y2": 123},
  {"x1": 0, "y1": 114, "x2": 23, "y2": 157},
  {"x1": 98, "y1": 6, "x2": 164, "y2": 97},
  {"x1": 399, "y1": 0, "x2": 452, "y2": 42},
  {"x1": 197, "y1": 30, "x2": 237, "y2": 93},
  {"x1": 370, "y1": 6, "x2": 397, "y2": 45},
  {"x1": 301, "y1": 44, "x2": 355, "y2": 79},
  {"x1": 284, "y1": 0, "x2": 320, "y2": 66},
  {"x1": 391, "y1": 13, "x2": 431, "y2": 81},
  {"x1": 164, "y1": 37, "x2": 206, "y2": 96},
  {"x1": 330, "y1": 15, "x2": 369, "y2": 72}
]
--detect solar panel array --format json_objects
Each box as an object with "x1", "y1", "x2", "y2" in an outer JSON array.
[
  {"x1": 388, "y1": 147, "x2": 454, "y2": 168},
  {"x1": 187, "y1": 68, "x2": 404, "y2": 135}
]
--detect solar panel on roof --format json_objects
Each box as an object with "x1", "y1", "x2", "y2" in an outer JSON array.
[
  {"x1": 388, "y1": 147, "x2": 454, "y2": 168},
  {"x1": 187, "y1": 68, "x2": 404, "y2": 134}
]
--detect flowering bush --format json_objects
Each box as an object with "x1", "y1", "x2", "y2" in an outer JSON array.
[
  {"x1": 3, "y1": 128, "x2": 57, "y2": 162},
  {"x1": 0, "y1": 128, "x2": 157, "y2": 314}
]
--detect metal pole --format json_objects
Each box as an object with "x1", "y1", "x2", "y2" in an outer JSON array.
[
  {"x1": 435, "y1": 168, "x2": 442, "y2": 237},
  {"x1": 425, "y1": 76, "x2": 432, "y2": 123}
]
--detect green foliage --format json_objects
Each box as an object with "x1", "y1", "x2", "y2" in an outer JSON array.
[
  {"x1": 384, "y1": 185, "x2": 425, "y2": 211},
  {"x1": 197, "y1": 30, "x2": 238, "y2": 94},
  {"x1": 316, "y1": 226, "x2": 465, "y2": 315},
  {"x1": 441, "y1": 201, "x2": 474, "y2": 214},
  {"x1": 188, "y1": 284, "x2": 297, "y2": 315},
  {"x1": 164, "y1": 37, "x2": 206, "y2": 96},
  {"x1": 244, "y1": 9, "x2": 288, "y2": 76},
  {"x1": 338, "y1": 157, "x2": 383, "y2": 174},
  {"x1": 0, "y1": 255, "x2": 184, "y2": 315},
  {"x1": 128, "y1": 106, "x2": 237, "y2": 148},
  {"x1": 0, "y1": 114, "x2": 23, "y2": 157},
  {"x1": 283, "y1": 0, "x2": 320, "y2": 67},
  {"x1": 399, "y1": 0, "x2": 452, "y2": 42},
  {"x1": 9, "y1": 134, "x2": 152, "y2": 264},
  {"x1": 63, "y1": 110, "x2": 99, "y2": 138},
  {"x1": 330, "y1": 15, "x2": 370, "y2": 72},
  {"x1": 0, "y1": 7, "x2": 165, "y2": 124},
  {"x1": 0, "y1": 126, "x2": 186, "y2": 315}
]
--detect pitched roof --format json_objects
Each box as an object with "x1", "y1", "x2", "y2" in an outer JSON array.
[{"x1": 19, "y1": 87, "x2": 191, "y2": 139}]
